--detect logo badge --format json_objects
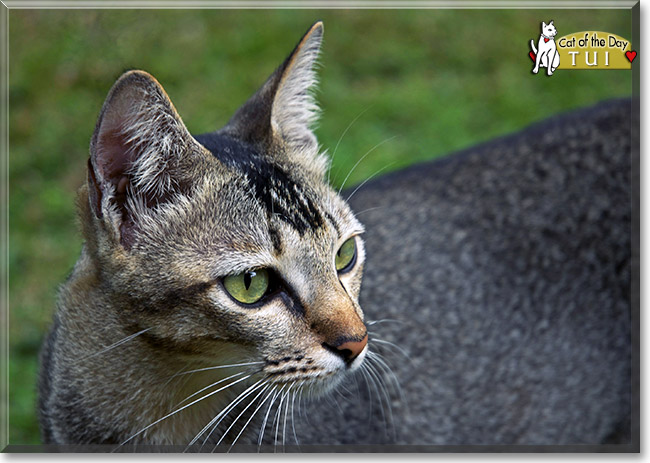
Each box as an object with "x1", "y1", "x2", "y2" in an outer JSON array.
[
  {"x1": 530, "y1": 20, "x2": 560, "y2": 76},
  {"x1": 529, "y1": 21, "x2": 636, "y2": 75}
]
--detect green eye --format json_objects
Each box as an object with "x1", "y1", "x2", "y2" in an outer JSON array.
[
  {"x1": 223, "y1": 269, "x2": 270, "y2": 305},
  {"x1": 335, "y1": 238, "x2": 357, "y2": 272}
]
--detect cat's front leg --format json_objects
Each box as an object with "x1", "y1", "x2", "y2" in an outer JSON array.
[
  {"x1": 551, "y1": 49, "x2": 560, "y2": 73},
  {"x1": 547, "y1": 49, "x2": 557, "y2": 75}
]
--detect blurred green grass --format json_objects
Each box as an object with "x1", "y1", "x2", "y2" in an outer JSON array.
[{"x1": 9, "y1": 9, "x2": 632, "y2": 444}]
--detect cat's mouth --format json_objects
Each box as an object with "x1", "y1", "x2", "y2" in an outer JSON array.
[{"x1": 262, "y1": 344, "x2": 368, "y2": 388}]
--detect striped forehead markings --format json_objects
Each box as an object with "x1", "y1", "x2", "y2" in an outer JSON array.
[
  {"x1": 194, "y1": 132, "x2": 325, "y2": 235},
  {"x1": 323, "y1": 211, "x2": 341, "y2": 236},
  {"x1": 268, "y1": 225, "x2": 283, "y2": 255}
]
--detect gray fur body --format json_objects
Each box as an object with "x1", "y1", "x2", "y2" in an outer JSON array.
[{"x1": 296, "y1": 99, "x2": 633, "y2": 446}]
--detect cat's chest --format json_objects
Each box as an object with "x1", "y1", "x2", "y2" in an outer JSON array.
[{"x1": 538, "y1": 38, "x2": 556, "y2": 50}]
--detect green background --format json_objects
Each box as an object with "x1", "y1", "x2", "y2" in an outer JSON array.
[{"x1": 9, "y1": 8, "x2": 633, "y2": 444}]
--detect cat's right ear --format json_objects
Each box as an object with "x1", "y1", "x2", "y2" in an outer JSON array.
[
  {"x1": 88, "y1": 70, "x2": 208, "y2": 249},
  {"x1": 221, "y1": 22, "x2": 323, "y2": 155}
]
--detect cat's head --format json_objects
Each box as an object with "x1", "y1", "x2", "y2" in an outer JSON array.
[
  {"x1": 541, "y1": 20, "x2": 557, "y2": 37},
  {"x1": 83, "y1": 22, "x2": 368, "y2": 394}
]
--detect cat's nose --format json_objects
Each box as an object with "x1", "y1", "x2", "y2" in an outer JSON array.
[{"x1": 333, "y1": 333, "x2": 368, "y2": 363}]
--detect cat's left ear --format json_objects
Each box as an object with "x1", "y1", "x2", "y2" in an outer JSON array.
[{"x1": 222, "y1": 21, "x2": 323, "y2": 154}]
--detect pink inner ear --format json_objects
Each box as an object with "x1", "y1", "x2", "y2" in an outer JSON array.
[
  {"x1": 96, "y1": 126, "x2": 134, "y2": 185},
  {"x1": 93, "y1": 123, "x2": 140, "y2": 249}
]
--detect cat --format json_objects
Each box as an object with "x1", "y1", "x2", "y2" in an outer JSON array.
[
  {"x1": 531, "y1": 20, "x2": 560, "y2": 75},
  {"x1": 38, "y1": 21, "x2": 635, "y2": 451},
  {"x1": 38, "y1": 21, "x2": 372, "y2": 449}
]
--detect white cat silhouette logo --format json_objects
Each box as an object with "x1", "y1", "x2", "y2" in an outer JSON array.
[{"x1": 530, "y1": 20, "x2": 560, "y2": 76}]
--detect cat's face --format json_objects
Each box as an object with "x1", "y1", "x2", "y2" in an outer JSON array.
[
  {"x1": 83, "y1": 22, "x2": 368, "y2": 396},
  {"x1": 542, "y1": 20, "x2": 557, "y2": 37}
]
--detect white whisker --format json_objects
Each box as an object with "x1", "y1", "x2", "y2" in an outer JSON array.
[
  {"x1": 162, "y1": 364, "x2": 192, "y2": 388},
  {"x1": 352, "y1": 206, "x2": 386, "y2": 217},
  {"x1": 351, "y1": 369, "x2": 362, "y2": 400},
  {"x1": 327, "y1": 106, "x2": 373, "y2": 187},
  {"x1": 193, "y1": 378, "x2": 267, "y2": 451},
  {"x1": 290, "y1": 385, "x2": 301, "y2": 448},
  {"x1": 364, "y1": 363, "x2": 387, "y2": 435},
  {"x1": 372, "y1": 337, "x2": 411, "y2": 362},
  {"x1": 367, "y1": 351, "x2": 404, "y2": 406},
  {"x1": 80, "y1": 328, "x2": 151, "y2": 361},
  {"x1": 337, "y1": 379, "x2": 352, "y2": 396},
  {"x1": 174, "y1": 371, "x2": 248, "y2": 408},
  {"x1": 338, "y1": 136, "x2": 397, "y2": 194},
  {"x1": 117, "y1": 373, "x2": 252, "y2": 449},
  {"x1": 218, "y1": 383, "x2": 272, "y2": 451},
  {"x1": 345, "y1": 162, "x2": 397, "y2": 203},
  {"x1": 366, "y1": 318, "x2": 403, "y2": 326},
  {"x1": 273, "y1": 387, "x2": 291, "y2": 452},
  {"x1": 367, "y1": 359, "x2": 395, "y2": 439},
  {"x1": 282, "y1": 384, "x2": 295, "y2": 450},
  {"x1": 297, "y1": 387, "x2": 305, "y2": 421},
  {"x1": 173, "y1": 361, "x2": 264, "y2": 378},
  {"x1": 229, "y1": 384, "x2": 275, "y2": 452},
  {"x1": 359, "y1": 363, "x2": 374, "y2": 425},
  {"x1": 258, "y1": 386, "x2": 283, "y2": 451}
]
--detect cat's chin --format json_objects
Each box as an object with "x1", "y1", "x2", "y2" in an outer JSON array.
[{"x1": 273, "y1": 370, "x2": 346, "y2": 399}]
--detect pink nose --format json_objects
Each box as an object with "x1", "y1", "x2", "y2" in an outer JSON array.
[{"x1": 336, "y1": 334, "x2": 368, "y2": 362}]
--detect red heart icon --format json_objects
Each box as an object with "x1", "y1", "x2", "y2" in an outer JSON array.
[{"x1": 625, "y1": 50, "x2": 637, "y2": 63}]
